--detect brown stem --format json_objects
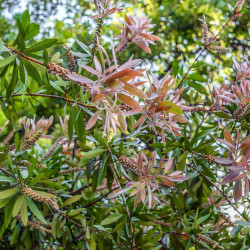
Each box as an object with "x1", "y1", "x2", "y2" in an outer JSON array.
[
  {"x1": 71, "y1": 184, "x2": 91, "y2": 195},
  {"x1": 0, "y1": 167, "x2": 16, "y2": 179},
  {"x1": 8, "y1": 47, "x2": 45, "y2": 66},
  {"x1": 0, "y1": 93, "x2": 96, "y2": 109},
  {"x1": 83, "y1": 186, "x2": 119, "y2": 208}
]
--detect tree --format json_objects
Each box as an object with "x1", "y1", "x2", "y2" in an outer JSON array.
[{"x1": 0, "y1": 0, "x2": 249, "y2": 249}]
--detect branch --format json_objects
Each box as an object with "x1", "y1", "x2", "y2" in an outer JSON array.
[
  {"x1": 0, "y1": 93, "x2": 96, "y2": 109},
  {"x1": 8, "y1": 47, "x2": 45, "y2": 66},
  {"x1": 83, "y1": 186, "x2": 119, "y2": 208},
  {"x1": 0, "y1": 167, "x2": 16, "y2": 179}
]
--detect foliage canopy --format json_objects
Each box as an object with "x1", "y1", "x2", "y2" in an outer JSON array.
[{"x1": 0, "y1": 0, "x2": 249, "y2": 249}]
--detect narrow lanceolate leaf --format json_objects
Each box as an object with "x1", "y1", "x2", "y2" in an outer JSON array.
[
  {"x1": 12, "y1": 195, "x2": 25, "y2": 217},
  {"x1": 25, "y1": 39, "x2": 58, "y2": 53},
  {"x1": 123, "y1": 83, "x2": 147, "y2": 98},
  {"x1": 86, "y1": 110, "x2": 101, "y2": 130},
  {"x1": 83, "y1": 148, "x2": 107, "y2": 159},
  {"x1": 214, "y1": 157, "x2": 234, "y2": 165},
  {"x1": 26, "y1": 197, "x2": 47, "y2": 224},
  {"x1": 60, "y1": 195, "x2": 82, "y2": 208},
  {"x1": 117, "y1": 93, "x2": 141, "y2": 109},
  {"x1": 90, "y1": 232, "x2": 96, "y2": 250},
  {"x1": 132, "y1": 114, "x2": 147, "y2": 129},
  {"x1": 20, "y1": 197, "x2": 28, "y2": 226},
  {"x1": 164, "y1": 158, "x2": 174, "y2": 174},
  {"x1": 162, "y1": 177, "x2": 174, "y2": 186},
  {"x1": 0, "y1": 55, "x2": 16, "y2": 68},
  {"x1": 221, "y1": 172, "x2": 239, "y2": 184},
  {"x1": 234, "y1": 180, "x2": 242, "y2": 202},
  {"x1": 101, "y1": 213, "x2": 123, "y2": 225},
  {"x1": 118, "y1": 113, "x2": 127, "y2": 132},
  {"x1": 0, "y1": 187, "x2": 19, "y2": 199}
]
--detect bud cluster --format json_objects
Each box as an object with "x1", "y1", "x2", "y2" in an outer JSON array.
[
  {"x1": 206, "y1": 45, "x2": 231, "y2": 53},
  {"x1": 119, "y1": 104, "x2": 133, "y2": 112},
  {"x1": 220, "y1": 213, "x2": 236, "y2": 227},
  {"x1": 16, "y1": 215, "x2": 52, "y2": 234},
  {"x1": 21, "y1": 186, "x2": 59, "y2": 210},
  {"x1": 152, "y1": 219, "x2": 171, "y2": 227},
  {"x1": 202, "y1": 17, "x2": 209, "y2": 45},
  {"x1": 233, "y1": 103, "x2": 248, "y2": 120},
  {"x1": 40, "y1": 137, "x2": 68, "y2": 163},
  {"x1": 196, "y1": 234, "x2": 224, "y2": 249},
  {"x1": 119, "y1": 155, "x2": 138, "y2": 173},
  {"x1": 47, "y1": 62, "x2": 71, "y2": 80},
  {"x1": 205, "y1": 154, "x2": 216, "y2": 164},
  {"x1": 21, "y1": 132, "x2": 43, "y2": 151},
  {"x1": 58, "y1": 167, "x2": 85, "y2": 175},
  {"x1": 65, "y1": 44, "x2": 76, "y2": 71},
  {"x1": 92, "y1": 18, "x2": 104, "y2": 56}
]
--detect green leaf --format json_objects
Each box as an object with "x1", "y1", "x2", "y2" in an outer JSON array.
[
  {"x1": 16, "y1": 34, "x2": 26, "y2": 52},
  {"x1": 236, "y1": 221, "x2": 250, "y2": 227},
  {"x1": 12, "y1": 195, "x2": 25, "y2": 217},
  {"x1": 20, "y1": 197, "x2": 28, "y2": 226},
  {"x1": 83, "y1": 148, "x2": 107, "y2": 159},
  {"x1": 49, "y1": 80, "x2": 65, "y2": 93},
  {"x1": 25, "y1": 39, "x2": 58, "y2": 53},
  {"x1": 188, "y1": 82, "x2": 208, "y2": 96},
  {"x1": 213, "y1": 111, "x2": 232, "y2": 119},
  {"x1": 28, "y1": 173, "x2": 44, "y2": 187},
  {"x1": 52, "y1": 215, "x2": 58, "y2": 238},
  {"x1": 97, "y1": 152, "x2": 108, "y2": 187},
  {"x1": 189, "y1": 73, "x2": 207, "y2": 82},
  {"x1": 0, "y1": 176, "x2": 15, "y2": 183},
  {"x1": 242, "y1": 227, "x2": 250, "y2": 234},
  {"x1": 101, "y1": 213, "x2": 123, "y2": 225},
  {"x1": 26, "y1": 197, "x2": 47, "y2": 224},
  {"x1": 163, "y1": 101, "x2": 183, "y2": 114},
  {"x1": 0, "y1": 187, "x2": 19, "y2": 199},
  {"x1": 16, "y1": 18, "x2": 25, "y2": 37},
  {"x1": 0, "y1": 39, "x2": 10, "y2": 52},
  {"x1": 4, "y1": 198, "x2": 15, "y2": 229},
  {"x1": 230, "y1": 225, "x2": 243, "y2": 238},
  {"x1": 25, "y1": 23, "x2": 40, "y2": 40},
  {"x1": 23, "y1": 59, "x2": 41, "y2": 84},
  {"x1": 60, "y1": 195, "x2": 82, "y2": 208},
  {"x1": 14, "y1": 132, "x2": 20, "y2": 151},
  {"x1": 76, "y1": 110, "x2": 86, "y2": 144},
  {"x1": 90, "y1": 232, "x2": 96, "y2": 250},
  {"x1": 76, "y1": 40, "x2": 91, "y2": 56},
  {"x1": 51, "y1": 52, "x2": 63, "y2": 64},
  {"x1": 0, "y1": 55, "x2": 17, "y2": 68},
  {"x1": 7, "y1": 62, "x2": 18, "y2": 99},
  {"x1": 22, "y1": 10, "x2": 30, "y2": 32}
]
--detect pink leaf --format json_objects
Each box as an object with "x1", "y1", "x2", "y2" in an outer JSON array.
[
  {"x1": 86, "y1": 110, "x2": 101, "y2": 130},
  {"x1": 234, "y1": 180, "x2": 242, "y2": 202}
]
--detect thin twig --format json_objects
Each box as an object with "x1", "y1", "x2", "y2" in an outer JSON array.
[
  {"x1": 0, "y1": 93, "x2": 96, "y2": 109},
  {"x1": 0, "y1": 167, "x2": 16, "y2": 179},
  {"x1": 83, "y1": 186, "x2": 119, "y2": 208}
]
